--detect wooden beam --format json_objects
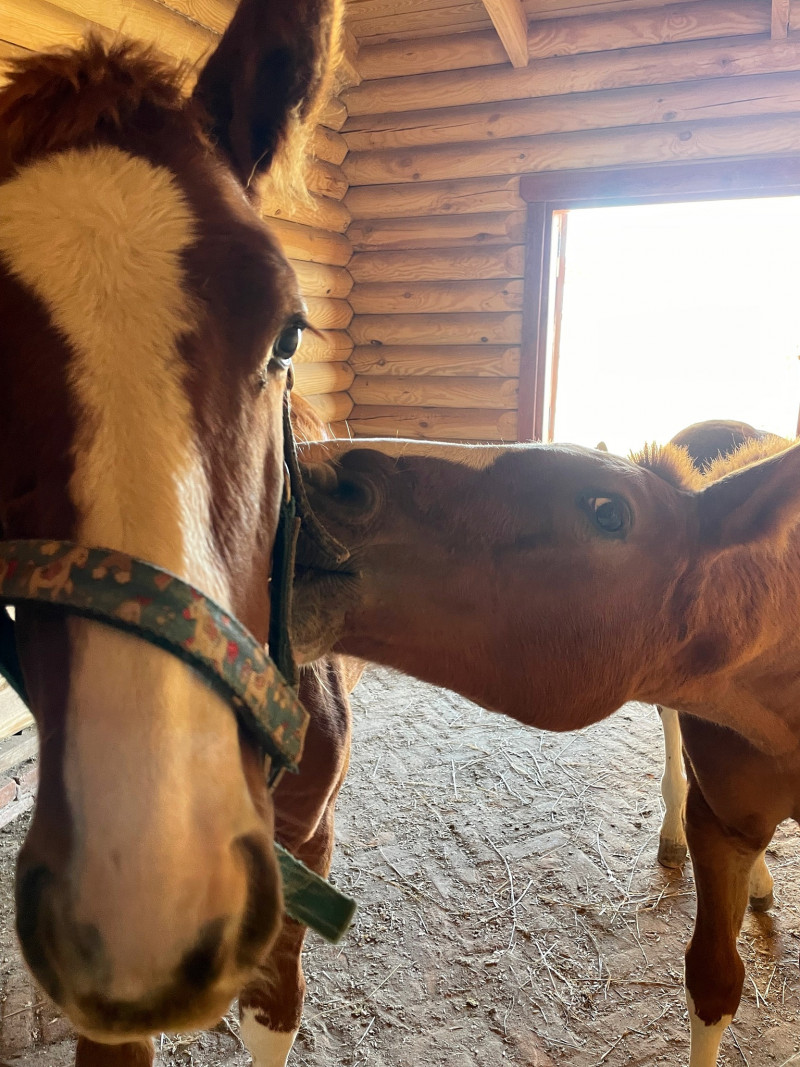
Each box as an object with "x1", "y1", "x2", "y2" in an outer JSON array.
[
  {"x1": 349, "y1": 344, "x2": 521, "y2": 378},
  {"x1": 771, "y1": 0, "x2": 790, "y2": 37},
  {"x1": 0, "y1": 684, "x2": 33, "y2": 743},
  {"x1": 349, "y1": 312, "x2": 523, "y2": 347},
  {"x1": 349, "y1": 245, "x2": 525, "y2": 283},
  {"x1": 290, "y1": 260, "x2": 354, "y2": 300},
  {"x1": 345, "y1": 176, "x2": 524, "y2": 221},
  {"x1": 293, "y1": 361, "x2": 354, "y2": 397},
  {"x1": 348, "y1": 211, "x2": 526, "y2": 251},
  {"x1": 345, "y1": 405, "x2": 518, "y2": 442},
  {"x1": 350, "y1": 279, "x2": 524, "y2": 315},
  {"x1": 482, "y1": 0, "x2": 529, "y2": 67},
  {"x1": 304, "y1": 392, "x2": 354, "y2": 424},
  {"x1": 349, "y1": 375, "x2": 519, "y2": 410}
]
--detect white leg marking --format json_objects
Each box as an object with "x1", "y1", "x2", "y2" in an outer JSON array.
[
  {"x1": 658, "y1": 706, "x2": 688, "y2": 866},
  {"x1": 749, "y1": 849, "x2": 773, "y2": 903},
  {"x1": 687, "y1": 992, "x2": 732, "y2": 1067},
  {"x1": 241, "y1": 1008, "x2": 297, "y2": 1067}
]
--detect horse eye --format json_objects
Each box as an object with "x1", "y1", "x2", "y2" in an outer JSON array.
[
  {"x1": 585, "y1": 495, "x2": 629, "y2": 535},
  {"x1": 272, "y1": 324, "x2": 303, "y2": 366}
]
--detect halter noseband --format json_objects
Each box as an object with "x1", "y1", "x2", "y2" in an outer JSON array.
[{"x1": 0, "y1": 403, "x2": 355, "y2": 942}]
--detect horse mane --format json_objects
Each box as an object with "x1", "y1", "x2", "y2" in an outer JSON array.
[
  {"x1": 633, "y1": 434, "x2": 795, "y2": 489},
  {"x1": 0, "y1": 37, "x2": 197, "y2": 170}
]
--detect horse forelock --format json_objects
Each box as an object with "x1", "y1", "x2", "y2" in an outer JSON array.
[{"x1": 630, "y1": 442, "x2": 703, "y2": 491}]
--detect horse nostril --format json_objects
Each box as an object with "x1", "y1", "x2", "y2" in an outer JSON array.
[
  {"x1": 177, "y1": 917, "x2": 227, "y2": 991},
  {"x1": 15, "y1": 863, "x2": 62, "y2": 1001}
]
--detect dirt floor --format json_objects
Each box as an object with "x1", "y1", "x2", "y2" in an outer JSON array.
[{"x1": 3, "y1": 666, "x2": 800, "y2": 1067}]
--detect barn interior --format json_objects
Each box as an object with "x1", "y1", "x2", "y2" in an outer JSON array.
[{"x1": 3, "y1": 0, "x2": 800, "y2": 1063}]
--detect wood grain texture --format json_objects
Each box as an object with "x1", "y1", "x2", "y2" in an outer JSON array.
[
  {"x1": 346, "y1": 405, "x2": 518, "y2": 441},
  {"x1": 348, "y1": 210, "x2": 526, "y2": 250},
  {"x1": 263, "y1": 193, "x2": 351, "y2": 235},
  {"x1": 293, "y1": 361, "x2": 355, "y2": 396},
  {"x1": 349, "y1": 344, "x2": 521, "y2": 377},
  {"x1": 305, "y1": 161, "x2": 350, "y2": 201},
  {"x1": 482, "y1": 0, "x2": 530, "y2": 67},
  {"x1": 349, "y1": 374, "x2": 519, "y2": 409},
  {"x1": 771, "y1": 0, "x2": 790, "y2": 36},
  {"x1": 356, "y1": 28, "x2": 506, "y2": 80},
  {"x1": 270, "y1": 218, "x2": 352, "y2": 266},
  {"x1": 349, "y1": 245, "x2": 526, "y2": 282},
  {"x1": 349, "y1": 1, "x2": 490, "y2": 44},
  {"x1": 349, "y1": 312, "x2": 523, "y2": 346},
  {"x1": 0, "y1": 687, "x2": 33, "y2": 743},
  {"x1": 291, "y1": 260, "x2": 354, "y2": 300},
  {"x1": 0, "y1": 0, "x2": 98, "y2": 51},
  {"x1": 343, "y1": 70, "x2": 800, "y2": 151},
  {"x1": 350, "y1": 279, "x2": 524, "y2": 314},
  {"x1": 312, "y1": 126, "x2": 349, "y2": 166},
  {"x1": 152, "y1": 0, "x2": 232, "y2": 34},
  {"x1": 304, "y1": 391, "x2": 355, "y2": 423},
  {"x1": 344, "y1": 35, "x2": 800, "y2": 115},
  {"x1": 296, "y1": 329, "x2": 355, "y2": 363},
  {"x1": 345, "y1": 112, "x2": 800, "y2": 185},
  {"x1": 305, "y1": 296, "x2": 354, "y2": 330},
  {"x1": 345, "y1": 176, "x2": 524, "y2": 220}
]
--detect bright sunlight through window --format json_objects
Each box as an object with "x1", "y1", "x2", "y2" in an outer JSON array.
[{"x1": 549, "y1": 197, "x2": 800, "y2": 456}]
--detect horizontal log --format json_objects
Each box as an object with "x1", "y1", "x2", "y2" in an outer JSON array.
[
  {"x1": 0, "y1": 0, "x2": 99, "y2": 51},
  {"x1": 328, "y1": 421, "x2": 352, "y2": 438},
  {"x1": 350, "y1": 279, "x2": 524, "y2": 314},
  {"x1": 349, "y1": 2, "x2": 489, "y2": 45},
  {"x1": 296, "y1": 329, "x2": 354, "y2": 363},
  {"x1": 346, "y1": 404, "x2": 518, "y2": 442},
  {"x1": 349, "y1": 245, "x2": 526, "y2": 283},
  {"x1": 343, "y1": 34, "x2": 800, "y2": 116},
  {"x1": 349, "y1": 375, "x2": 519, "y2": 409},
  {"x1": 269, "y1": 218, "x2": 352, "y2": 267},
  {"x1": 291, "y1": 260, "x2": 354, "y2": 299},
  {"x1": 0, "y1": 727, "x2": 38, "y2": 776},
  {"x1": 349, "y1": 0, "x2": 700, "y2": 23},
  {"x1": 293, "y1": 361, "x2": 355, "y2": 397},
  {"x1": 305, "y1": 161, "x2": 349, "y2": 201},
  {"x1": 348, "y1": 211, "x2": 526, "y2": 251},
  {"x1": 304, "y1": 391, "x2": 355, "y2": 424},
  {"x1": 343, "y1": 70, "x2": 800, "y2": 152},
  {"x1": 154, "y1": 0, "x2": 230, "y2": 34},
  {"x1": 312, "y1": 126, "x2": 349, "y2": 166},
  {"x1": 350, "y1": 312, "x2": 523, "y2": 347},
  {"x1": 263, "y1": 192, "x2": 351, "y2": 234},
  {"x1": 355, "y1": 0, "x2": 768, "y2": 80},
  {"x1": 345, "y1": 112, "x2": 800, "y2": 186},
  {"x1": 0, "y1": 39, "x2": 28, "y2": 84},
  {"x1": 484, "y1": 0, "x2": 530, "y2": 68},
  {"x1": 0, "y1": 685, "x2": 34, "y2": 742},
  {"x1": 349, "y1": 344, "x2": 521, "y2": 377},
  {"x1": 335, "y1": 26, "x2": 362, "y2": 90},
  {"x1": 318, "y1": 94, "x2": 349, "y2": 132},
  {"x1": 46, "y1": 0, "x2": 218, "y2": 64},
  {"x1": 305, "y1": 296, "x2": 354, "y2": 330},
  {"x1": 345, "y1": 176, "x2": 524, "y2": 220}
]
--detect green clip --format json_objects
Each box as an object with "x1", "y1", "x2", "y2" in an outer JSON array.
[{"x1": 275, "y1": 844, "x2": 356, "y2": 944}]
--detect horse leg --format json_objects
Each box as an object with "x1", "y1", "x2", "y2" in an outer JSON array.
[
  {"x1": 75, "y1": 1038, "x2": 153, "y2": 1066},
  {"x1": 657, "y1": 706, "x2": 688, "y2": 867},
  {"x1": 684, "y1": 772, "x2": 772, "y2": 1067},
  {"x1": 748, "y1": 849, "x2": 773, "y2": 912},
  {"x1": 239, "y1": 813, "x2": 337, "y2": 1067}
]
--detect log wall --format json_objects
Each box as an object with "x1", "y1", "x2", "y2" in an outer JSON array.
[
  {"x1": 0, "y1": 0, "x2": 356, "y2": 429},
  {"x1": 342, "y1": 0, "x2": 800, "y2": 441}
]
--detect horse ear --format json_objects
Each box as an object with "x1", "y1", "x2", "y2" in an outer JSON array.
[
  {"x1": 595, "y1": 440, "x2": 608, "y2": 452},
  {"x1": 697, "y1": 442, "x2": 800, "y2": 549},
  {"x1": 192, "y1": 0, "x2": 342, "y2": 188}
]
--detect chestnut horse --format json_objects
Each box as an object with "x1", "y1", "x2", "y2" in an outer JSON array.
[
  {"x1": 295, "y1": 432, "x2": 800, "y2": 1067},
  {"x1": 0, "y1": 2, "x2": 344, "y2": 1064}
]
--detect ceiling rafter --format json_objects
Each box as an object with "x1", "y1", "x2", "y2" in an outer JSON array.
[
  {"x1": 771, "y1": 0, "x2": 790, "y2": 37},
  {"x1": 481, "y1": 0, "x2": 529, "y2": 67}
]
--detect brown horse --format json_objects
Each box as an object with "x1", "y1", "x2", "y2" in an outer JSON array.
[
  {"x1": 0, "y1": 2, "x2": 343, "y2": 1063},
  {"x1": 295, "y1": 431, "x2": 800, "y2": 1067}
]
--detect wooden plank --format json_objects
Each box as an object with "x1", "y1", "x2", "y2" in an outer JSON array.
[
  {"x1": 349, "y1": 2, "x2": 490, "y2": 44},
  {"x1": 269, "y1": 218, "x2": 352, "y2": 267},
  {"x1": 345, "y1": 112, "x2": 800, "y2": 186},
  {"x1": 349, "y1": 344, "x2": 521, "y2": 377},
  {"x1": 350, "y1": 375, "x2": 519, "y2": 409},
  {"x1": 45, "y1": 0, "x2": 218, "y2": 64},
  {"x1": 0, "y1": 0, "x2": 100, "y2": 52},
  {"x1": 306, "y1": 161, "x2": 349, "y2": 201},
  {"x1": 291, "y1": 260, "x2": 354, "y2": 300},
  {"x1": 305, "y1": 296, "x2": 353, "y2": 330},
  {"x1": 0, "y1": 685, "x2": 34, "y2": 742},
  {"x1": 343, "y1": 35, "x2": 800, "y2": 116},
  {"x1": 350, "y1": 312, "x2": 523, "y2": 347},
  {"x1": 296, "y1": 329, "x2": 355, "y2": 363},
  {"x1": 346, "y1": 405, "x2": 518, "y2": 441},
  {"x1": 483, "y1": 0, "x2": 529, "y2": 67},
  {"x1": 342, "y1": 71, "x2": 800, "y2": 152},
  {"x1": 521, "y1": 0, "x2": 709, "y2": 17},
  {"x1": 0, "y1": 729, "x2": 38, "y2": 777},
  {"x1": 354, "y1": 0, "x2": 769, "y2": 80},
  {"x1": 304, "y1": 391, "x2": 355, "y2": 423},
  {"x1": 311, "y1": 126, "x2": 349, "y2": 166},
  {"x1": 263, "y1": 192, "x2": 351, "y2": 235},
  {"x1": 348, "y1": 211, "x2": 526, "y2": 251},
  {"x1": 318, "y1": 95, "x2": 349, "y2": 132},
  {"x1": 772, "y1": 0, "x2": 790, "y2": 36},
  {"x1": 349, "y1": 245, "x2": 526, "y2": 283},
  {"x1": 293, "y1": 361, "x2": 355, "y2": 396},
  {"x1": 350, "y1": 279, "x2": 524, "y2": 314},
  {"x1": 345, "y1": 176, "x2": 524, "y2": 220},
  {"x1": 153, "y1": 0, "x2": 232, "y2": 35}
]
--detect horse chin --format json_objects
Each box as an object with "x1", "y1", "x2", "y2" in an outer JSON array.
[{"x1": 291, "y1": 569, "x2": 359, "y2": 664}]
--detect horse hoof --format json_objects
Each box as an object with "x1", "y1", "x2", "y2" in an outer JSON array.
[
  {"x1": 657, "y1": 838, "x2": 687, "y2": 868},
  {"x1": 750, "y1": 890, "x2": 774, "y2": 912}
]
